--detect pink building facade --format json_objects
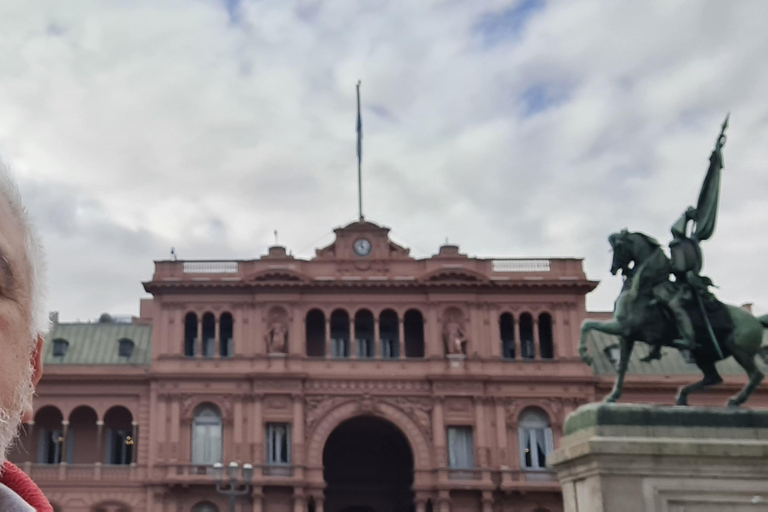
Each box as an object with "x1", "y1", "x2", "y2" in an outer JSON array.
[{"x1": 9, "y1": 220, "x2": 768, "y2": 512}]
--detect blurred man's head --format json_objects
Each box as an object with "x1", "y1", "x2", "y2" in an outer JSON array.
[{"x1": 0, "y1": 162, "x2": 45, "y2": 464}]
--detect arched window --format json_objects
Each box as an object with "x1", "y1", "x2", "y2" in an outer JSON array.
[
  {"x1": 330, "y1": 310, "x2": 350, "y2": 358},
  {"x1": 118, "y1": 338, "x2": 135, "y2": 358},
  {"x1": 104, "y1": 406, "x2": 134, "y2": 465},
  {"x1": 219, "y1": 312, "x2": 233, "y2": 357},
  {"x1": 191, "y1": 404, "x2": 222, "y2": 465},
  {"x1": 184, "y1": 313, "x2": 198, "y2": 357},
  {"x1": 306, "y1": 309, "x2": 326, "y2": 357},
  {"x1": 68, "y1": 406, "x2": 98, "y2": 464},
  {"x1": 202, "y1": 313, "x2": 216, "y2": 358},
  {"x1": 379, "y1": 309, "x2": 399, "y2": 359},
  {"x1": 518, "y1": 408, "x2": 553, "y2": 470},
  {"x1": 539, "y1": 313, "x2": 553, "y2": 359},
  {"x1": 500, "y1": 313, "x2": 515, "y2": 359},
  {"x1": 519, "y1": 313, "x2": 534, "y2": 359},
  {"x1": 192, "y1": 503, "x2": 220, "y2": 512},
  {"x1": 52, "y1": 338, "x2": 69, "y2": 358},
  {"x1": 403, "y1": 309, "x2": 424, "y2": 358},
  {"x1": 34, "y1": 406, "x2": 63, "y2": 464},
  {"x1": 354, "y1": 309, "x2": 374, "y2": 358}
]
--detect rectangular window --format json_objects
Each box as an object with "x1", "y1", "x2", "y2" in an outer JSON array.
[
  {"x1": 266, "y1": 423, "x2": 291, "y2": 465},
  {"x1": 192, "y1": 423, "x2": 222, "y2": 465},
  {"x1": 519, "y1": 427, "x2": 554, "y2": 470},
  {"x1": 447, "y1": 426, "x2": 474, "y2": 469}
]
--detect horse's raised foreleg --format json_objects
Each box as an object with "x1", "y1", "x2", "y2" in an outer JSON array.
[
  {"x1": 727, "y1": 348, "x2": 764, "y2": 408},
  {"x1": 604, "y1": 337, "x2": 634, "y2": 403},
  {"x1": 579, "y1": 319, "x2": 623, "y2": 366},
  {"x1": 675, "y1": 360, "x2": 722, "y2": 406}
]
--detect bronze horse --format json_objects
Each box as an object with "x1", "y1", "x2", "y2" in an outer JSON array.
[{"x1": 579, "y1": 230, "x2": 768, "y2": 406}]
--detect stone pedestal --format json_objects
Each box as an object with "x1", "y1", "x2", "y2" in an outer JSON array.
[{"x1": 547, "y1": 403, "x2": 768, "y2": 512}]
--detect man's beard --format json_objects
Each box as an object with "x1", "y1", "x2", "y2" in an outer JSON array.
[{"x1": 0, "y1": 362, "x2": 34, "y2": 465}]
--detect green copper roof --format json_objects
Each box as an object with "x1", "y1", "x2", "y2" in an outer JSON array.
[
  {"x1": 44, "y1": 323, "x2": 152, "y2": 365},
  {"x1": 587, "y1": 330, "x2": 768, "y2": 376}
]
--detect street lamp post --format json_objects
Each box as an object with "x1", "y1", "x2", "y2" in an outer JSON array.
[{"x1": 213, "y1": 461, "x2": 254, "y2": 512}]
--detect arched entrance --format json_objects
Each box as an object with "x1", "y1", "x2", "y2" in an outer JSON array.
[{"x1": 323, "y1": 416, "x2": 414, "y2": 512}]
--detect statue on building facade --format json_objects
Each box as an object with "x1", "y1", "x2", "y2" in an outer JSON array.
[
  {"x1": 266, "y1": 321, "x2": 288, "y2": 353},
  {"x1": 443, "y1": 318, "x2": 468, "y2": 355},
  {"x1": 578, "y1": 116, "x2": 768, "y2": 407}
]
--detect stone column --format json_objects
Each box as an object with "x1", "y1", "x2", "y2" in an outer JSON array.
[
  {"x1": 313, "y1": 496, "x2": 324, "y2": 512},
  {"x1": 96, "y1": 420, "x2": 105, "y2": 464},
  {"x1": 253, "y1": 397, "x2": 263, "y2": 472},
  {"x1": 292, "y1": 488, "x2": 305, "y2": 512},
  {"x1": 290, "y1": 310, "x2": 303, "y2": 356},
  {"x1": 513, "y1": 315, "x2": 521, "y2": 359},
  {"x1": 494, "y1": 399, "x2": 508, "y2": 466},
  {"x1": 437, "y1": 491, "x2": 451, "y2": 512},
  {"x1": 170, "y1": 399, "x2": 180, "y2": 462},
  {"x1": 474, "y1": 398, "x2": 488, "y2": 468},
  {"x1": 214, "y1": 317, "x2": 221, "y2": 358},
  {"x1": 533, "y1": 315, "x2": 540, "y2": 359},
  {"x1": 292, "y1": 395, "x2": 305, "y2": 468},
  {"x1": 60, "y1": 420, "x2": 69, "y2": 464},
  {"x1": 197, "y1": 317, "x2": 203, "y2": 358},
  {"x1": 251, "y1": 487, "x2": 263, "y2": 512},
  {"x1": 131, "y1": 421, "x2": 139, "y2": 465},
  {"x1": 234, "y1": 399, "x2": 244, "y2": 460},
  {"x1": 432, "y1": 399, "x2": 446, "y2": 472},
  {"x1": 398, "y1": 317, "x2": 405, "y2": 359},
  {"x1": 324, "y1": 318, "x2": 331, "y2": 358},
  {"x1": 350, "y1": 317, "x2": 356, "y2": 359},
  {"x1": 481, "y1": 491, "x2": 494, "y2": 512},
  {"x1": 373, "y1": 317, "x2": 380, "y2": 358}
]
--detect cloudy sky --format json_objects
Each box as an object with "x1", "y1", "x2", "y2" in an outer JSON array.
[{"x1": 1, "y1": 0, "x2": 768, "y2": 322}]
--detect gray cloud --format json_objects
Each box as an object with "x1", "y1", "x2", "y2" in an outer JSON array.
[{"x1": 0, "y1": 0, "x2": 767, "y2": 321}]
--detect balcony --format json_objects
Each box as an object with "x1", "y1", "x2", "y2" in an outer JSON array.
[
  {"x1": 19, "y1": 463, "x2": 144, "y2": 483},
  {"x1": 155, "y1": 464, "x2": 301, "y2": 485}
]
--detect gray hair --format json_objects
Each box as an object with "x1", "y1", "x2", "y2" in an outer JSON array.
[{"x1": 0, "y1": 160, "x2": 47, "y2": 342}]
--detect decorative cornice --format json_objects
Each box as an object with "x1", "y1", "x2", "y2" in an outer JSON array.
[{"x1": 143, "y1": 279, "x2": 599, "y2": 294}]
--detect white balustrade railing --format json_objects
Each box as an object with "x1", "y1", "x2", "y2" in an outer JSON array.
[{"x1": 491, "y1": 259, "x2": 551, "y2": 273}]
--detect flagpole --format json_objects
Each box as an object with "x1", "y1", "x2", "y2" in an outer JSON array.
[{"x1": 356, "y1": 80, "x2": 363, "y2": 221}]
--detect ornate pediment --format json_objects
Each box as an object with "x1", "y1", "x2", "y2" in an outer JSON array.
[{"x1": 314, "y1": 219, "x2": 412, "y2": 261}]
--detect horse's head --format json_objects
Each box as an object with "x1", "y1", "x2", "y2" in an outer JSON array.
[{"x1": 608, "y1": 229, "x2": 633, "y2": 276}]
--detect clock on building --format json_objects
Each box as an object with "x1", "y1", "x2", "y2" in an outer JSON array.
[{"x1": 353, "y1": 238, "x2": 372, "y2": 256}]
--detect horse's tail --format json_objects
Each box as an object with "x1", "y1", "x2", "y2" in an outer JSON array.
[{"x1": 759, "y1": 313, "x2": 768, "y2": 329}]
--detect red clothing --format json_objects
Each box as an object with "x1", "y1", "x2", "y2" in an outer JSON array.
[{"x1": 0, "y1": 462, "x2": 52, "y2": 512}]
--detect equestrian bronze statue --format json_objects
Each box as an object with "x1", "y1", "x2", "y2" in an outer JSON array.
[{"x1": 578, "y1": 116, "x2": 768, "y2": 407}]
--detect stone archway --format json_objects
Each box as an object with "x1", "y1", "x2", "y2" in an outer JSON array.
[{"x1": 323, "y1": 416, "x2": 414, "y2": 512}]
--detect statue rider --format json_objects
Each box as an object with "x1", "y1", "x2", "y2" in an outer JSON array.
[{"x1": 650, "y1": 115, "x2": 729, "y2": 357}]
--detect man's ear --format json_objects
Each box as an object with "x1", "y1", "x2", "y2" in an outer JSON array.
[
  {"x1": 21, "y1": 335, "x2": 44, "y2": 424},
  {"x1": 31, "y1": 335, "x2": 43, "y2": 387}
]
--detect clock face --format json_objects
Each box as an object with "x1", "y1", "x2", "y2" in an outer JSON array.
[{"x1": 353, "y1": 238, "x2": 372, "y2": 256}]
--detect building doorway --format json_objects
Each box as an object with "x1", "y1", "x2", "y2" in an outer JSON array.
[{"x1": 323, "y1": 416, "x2": 414, "y2": 512}]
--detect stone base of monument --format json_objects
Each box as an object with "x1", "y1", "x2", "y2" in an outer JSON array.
[{"x1": 547, "y1": 403, "x2": 768, "y2": 512}]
